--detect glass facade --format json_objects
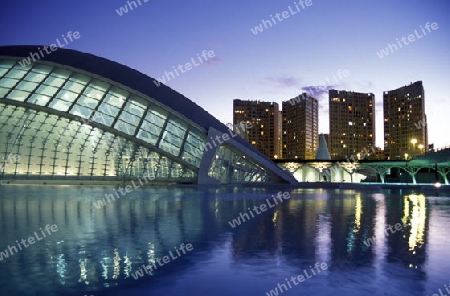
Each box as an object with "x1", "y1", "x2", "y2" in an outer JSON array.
[
  {"x1": 0, "y1": 58, "x2": 205, "y2": 182},
  {"x1": 0, "y1": 57, "x2": 283, "y2": 184},
  {"x1": 208, "y1": 145, "x2": 272, "y2": 182}
]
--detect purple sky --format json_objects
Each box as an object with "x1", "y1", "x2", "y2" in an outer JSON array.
[{"x1": 1, "y1": 0, "x2": 449, "y2": 148}]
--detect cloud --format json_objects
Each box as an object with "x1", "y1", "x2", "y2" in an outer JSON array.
[
  {"x1": 301, "y1": 84, "x2": 336, "y2": 99},
  {"x1": 265, "y1": 75, "x2": 301, "y2": 87}
]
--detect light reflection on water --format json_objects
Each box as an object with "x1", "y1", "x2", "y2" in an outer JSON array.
[{"x1": 0, "y1": 186, "x2": 449, "y2": 296}]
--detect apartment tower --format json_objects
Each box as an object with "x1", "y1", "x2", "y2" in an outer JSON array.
[
  {"x1": 329, "y1": 90, "x2": 375, "y2": 159},
  {"x1": 383, "y1": 81, "x2": 427, "y2": 159},
  {"x1": 233, "y1": 99, "x2": 281, "y2": 159},
  {"x1": 282, "y1": 93, "x2": 319, "y2": 160}
]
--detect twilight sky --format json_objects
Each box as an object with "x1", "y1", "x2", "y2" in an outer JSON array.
[{"x1": 1, "y1": 0, "x2": 449, "y2": 148}]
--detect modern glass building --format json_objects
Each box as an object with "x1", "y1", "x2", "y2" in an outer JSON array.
[{"x1": 0, "y1": 46, "x2": 296, "y2": 184}]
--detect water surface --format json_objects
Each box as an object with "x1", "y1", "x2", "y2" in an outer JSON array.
[{"x1": 0, "y1": 185, "x2": 449, "y2": 296}]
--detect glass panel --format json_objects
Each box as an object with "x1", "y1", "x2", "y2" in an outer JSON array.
[
  {"x1": 103, "y1": 86, "x2": 128, "y2": 108},
  {"x1": 70, "y1": 104, "x2": 93, "y2": 119},
  {"x1": 55, "y1": 89, "x2": 79, "y2": 103},
  {"x1": 24, "y1": 71, "x2": 48, "y2": 83},
  {"x1": 186, "y1": 131, "x2": 204, "y2": 147},
  {"x1": 27, "y1": 94, "x2": 51, "y2": 106},
  {"x1": 51, "y1": 68, "x2": 71, "y2": 79},
  {"x1": 166, "y1": 132, "x2": 183, "y2": 147},
  {"x1": 0, "y1": 78, "x2": 19, "y2": 89},
  {"x1": 15, "y1": 81, "x2": 39, "y2": 92},
  {"x1": 123, "y1": 101, "x2": 145, "y2": 118},
  {"x1": 43, "y1": 75, "x2": 66, "y2": 87},
  {"x1": 97, "y1": 103, "x2": 120, "y2": 117},
  {"x1": 92, "y1": 111, "x2": 114, "y2": 126},
  {"x1": 0, "y1": 59, "x2": 16, "y2": 69},
  {"x1": 207, "y1": 145, "x2": 271, "y2": 183},
  {"x1": 32, "y1": 64, "x2": 53, "y2": 74},
  {"x1": 140, "y1": 120, "x2": 163, "y2": 137},
  {"x1": 118, "y1": 111, "x2": 140, "y2": 126},
  {"x1": 165, "y1": 120, "x2": 186, "y2": 138},
  {"x1": 0, "y1": 87, "x2": 9, "y2": 97},
  {"x1": 70, "y1": 73, "x2": 90, "y2": 85},
  {"x1": 90, "y1": 79, "x2": 109, "y2": 92},
  {"x1": 35, "y1": 84, "x2": 59, "y2": 97},
  {"x1": 0, "y1": 68, "x2": 9, "y2": 77},
  {"x1": 49, "y1": 98, "x2": 71, "y2": 112},
  {"x1": 136, "y1": 129, "x2": 158, "y2": 145},
  {"x1": 115, "y1": 120, "x2": 136, "y2": 135},
  {"x1": 7, "y1": 90, "x2": 30, "y2": 102},
  {"x1": 158, "y1": 131, "x2": 181, "y2": 156},
  {"x1": 181, "y1": 148, "x2": 202, "y2": 167},
  {"x1": 144, "y1": 107, "x2": 167, "y2": 127},
  {"x1": 111, "y1": 86, "x2": 129, "y2": 99},
  {"x1": 182, "y1": 130, "x2": 206, "y2": 167},
  {"x1": 63, "y1": 80, "x2": 86, "y2": 93},
  {"x1": 82, "y1": 86, "x2": 104, "y2": 101},
  {"x1": 5, "y1": 69, "x2": 28, "y2": 79},
  {"x1": 76, "y1": 95, "x2": 99, "y2": 109},
  {"x1": 129, "y1": 96, "x2": 147, "y2": 112}
]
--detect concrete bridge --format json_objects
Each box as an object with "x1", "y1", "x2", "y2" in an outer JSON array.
[{"x1": 275, "y1": 147, "x2": 450, "y2": 185}]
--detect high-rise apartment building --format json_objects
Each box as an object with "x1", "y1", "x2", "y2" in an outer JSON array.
[
  {"x1": 233, "y1": 99, "x2": 281, "y2": 159},
  {"x1": 329, "y1": 90, "x2": 375, "y2": 159},
  {"x1": 282, "y1": 93, "x2": 319, "y2": 160},
  {"x1": 383, "y1": 81, "x2": 428, "y2": 159}
]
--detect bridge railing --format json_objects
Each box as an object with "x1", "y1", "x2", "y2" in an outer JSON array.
[{"x1": 434, "y1": 145, "x2": 450, "y2": 152}]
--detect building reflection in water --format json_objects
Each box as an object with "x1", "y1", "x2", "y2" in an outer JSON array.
[
  {"x1": 386, "y1": 193, "x2": 428, "y2": 269},
  {"x1": 0, "y1": 186, "x2": 432, "y2": 295}
]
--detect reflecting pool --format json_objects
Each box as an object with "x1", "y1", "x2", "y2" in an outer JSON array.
[{"x1": 0, "y1": 185, "x2": 449, "y2": 296}]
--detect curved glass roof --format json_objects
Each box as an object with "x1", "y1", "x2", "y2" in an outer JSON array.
[
  {"x1": 0, "y1": 46, "x2": 297, "y2": 184},
  {"x1": 0, "y1": 57, "x2": 206, "y2": 168}
]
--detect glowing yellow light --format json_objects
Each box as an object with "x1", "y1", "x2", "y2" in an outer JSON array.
[
  {"x1": 272, "y1": 211, "x2": 278, "y2": 224},
  {"x1": 403, "y1": 194, "x2": 426, "y2": 251},
  {"x1": 354, "y1": 194, "x2": 362, "y2": 233}
]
